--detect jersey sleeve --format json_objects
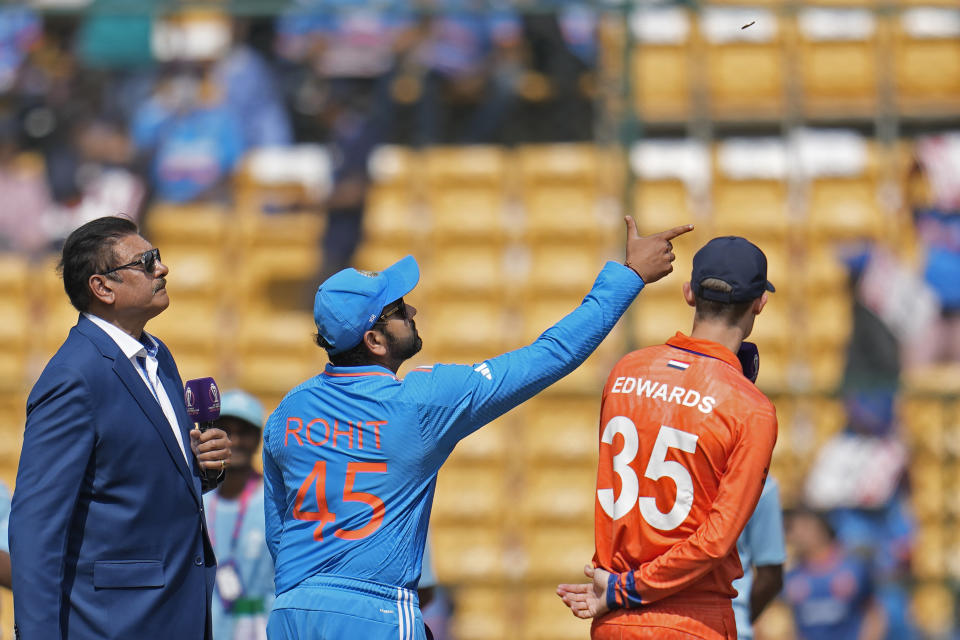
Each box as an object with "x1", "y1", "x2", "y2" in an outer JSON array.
[
  {"x1": 744, "y1": 478, "x2": 786, "y2": 568},
  {"x1": 608, "y1": 401, "x2": 778, "y2": 608},
  {"x1": 405, "y1": 262, "x2": 643, "y2": 464}
]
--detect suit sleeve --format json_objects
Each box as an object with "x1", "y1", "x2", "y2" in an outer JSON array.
[
  {"x1": 607, "y1": 403, "x2": 778, "y2": 609},
  {"x1": 405, "y1": 262, "x2": 643, "y2": 464},
  {"x1": 261, "y1": 426, "x2": 285, "y2": 565},
  {"x1": 10, "y1": 365, "x2": 96, "y2": 638}
]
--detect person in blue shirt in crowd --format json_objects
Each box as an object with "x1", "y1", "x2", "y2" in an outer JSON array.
[
  {"x1": 784, "y1": 507, "x2": 887, "y2": 640},
  {"x1": 262, "y1": 218, "x2": 692, "y2": 640},
  {"x1": 131, "y1": 62, "x2": 245, "y2": 203},
  {"x1": 414, "y1": 0, "x2": 523, "y2": 145},
  {"x1": 732, "y1": 476, "x2": 785, "y2": 640},
  {"x1": 205, "y1": 390, "x2": 275, "y2": 640}
]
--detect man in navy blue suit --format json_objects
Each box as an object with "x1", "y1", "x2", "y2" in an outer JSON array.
[{"x1": 10, "y1": 216, "x2": 232, "y2": 639}]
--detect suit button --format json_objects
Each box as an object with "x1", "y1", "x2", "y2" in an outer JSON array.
[{"x1": 194, "y1": 555, "x2": 203, "y2": 566}]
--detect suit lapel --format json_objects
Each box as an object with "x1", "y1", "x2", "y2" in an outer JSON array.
[
  {"x1": 156, "y1": 361, "x2": 204, "y2": 497},
  {"x1": 112, "y1": 355, "x2": 200, "y2": 506}
]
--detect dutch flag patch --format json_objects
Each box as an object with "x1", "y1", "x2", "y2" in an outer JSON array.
[{"x1": 667, "y1": 359, "x2": 690, "y2": 371}]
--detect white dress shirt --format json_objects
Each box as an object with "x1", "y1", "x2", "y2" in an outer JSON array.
[{"x1": 83, "y1": 313, "x2": 190, "y2": 465}]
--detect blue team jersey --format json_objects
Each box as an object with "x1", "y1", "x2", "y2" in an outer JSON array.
[
  {"x1": 785, "y1": 548, "x2": 873, "y2": 640},
  {"x1": 732, "y1": 477, "x2": 786, "y2": 640},
  {"x1": 263, "y1": 262, "x2": 642, "y2": 596}
]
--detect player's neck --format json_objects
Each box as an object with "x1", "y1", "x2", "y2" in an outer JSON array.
[{"x1": 689, "y1": 321, "x2": 746, "y2": 356}]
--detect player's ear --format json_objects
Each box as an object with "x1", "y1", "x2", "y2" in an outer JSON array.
[
  {"x1": 88, "y1": 274, "x2": 116, "y2": 306},
  {"x1": 363, "y1": 328, "x2": 388, "y2": 357},
  {"x1": 753, "y1": 293, "x2": 768, "y2": 315},
  {"x1": 682, "y1": 282, "x2": 696, "y2": 307}
]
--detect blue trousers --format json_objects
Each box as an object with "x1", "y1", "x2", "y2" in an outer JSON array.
[{"x1": 267, "y1": 575, "x2": 425, "y2": 640}]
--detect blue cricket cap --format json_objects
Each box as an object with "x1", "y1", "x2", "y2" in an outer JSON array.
[
  {"x1": 219, "y1": 390, "x2": 265, "y2": 429},
  {"x1": 691, "y1": 237, "x2": 775, "y2": 303},
  {"x1": 314, "y1": 255, "x2": 420, "y2": 354}
]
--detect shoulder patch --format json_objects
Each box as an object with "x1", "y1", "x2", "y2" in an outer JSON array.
[{"x1": 473, "y1": 362, "x2": 492, "y2": 380}]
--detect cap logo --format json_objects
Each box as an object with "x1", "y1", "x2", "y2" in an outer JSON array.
[{"x1": 357, "y1": 270, "x2": 379, "y2": 278}]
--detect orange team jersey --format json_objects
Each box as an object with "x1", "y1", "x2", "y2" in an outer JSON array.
[{"x1": 593, "y1": 332, "x2": 778, "y2": 615}]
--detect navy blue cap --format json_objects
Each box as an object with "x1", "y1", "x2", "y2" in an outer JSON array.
[
  {"x1": 314, "y1": 256, "x2": 420, "y2": 354},
  {"x1": 691, "y1": 237, "x2": 775, "y2": 303}
]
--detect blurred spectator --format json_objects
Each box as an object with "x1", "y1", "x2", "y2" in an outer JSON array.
[
  {"x1": 784, "y1": 507, "x2": 887, "y2": 640},
  {"x1": 517, "y1": 4, "x2": 595, "y2": 142},
  {"x1": 413, "y1": 0, "x2": 522, "y2": 145},
  {"x1": 803, "y1": 391, "x2": 918, "y2": 640},
  {"x1": 906, "y1": 133, "x2": 960, "y2": 368},
  {"x1": 732, "y1": 477, "x2": 785, "y2": 640},
  {"x1": 275, "y1": 0, "x2": 414, "y2": 142},
  {"x1": 204, "y1": 390, "x2": 274, "y2": 640},
  {"x1": 0, "y1": 110, "x2": 53, "y2": 256},
  {"x1": 0, "y1": 4, "x2": 40, "y2": 94},
  {"x1": 319, "y1": 85, "x2": 384, "y2": 280},
  {"x1": 214, "y1": 19, "x2": 293, "y2": 149},
  {"x1": 131, "y1": 62, "x2": 245, "y2": 203}
]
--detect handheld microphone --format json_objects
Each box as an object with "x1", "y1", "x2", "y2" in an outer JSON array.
[
  {"x1": 737, "y1": 342, "x2": 760, "y2": 384},
  {"x1": 184, "y1": 377, "x2": 221, "y2": 432}
]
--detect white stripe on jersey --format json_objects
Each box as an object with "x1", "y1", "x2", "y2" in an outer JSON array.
[{"x1": 397, "y1": 587, "x2": 406, "y2": 640}]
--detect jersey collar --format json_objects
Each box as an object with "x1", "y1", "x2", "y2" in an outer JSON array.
[
  {"x1": 666, "y1": 332, "x2": 741, "y2": 372},
  {"x1": 322, "y1": 363, "x2": 399, "y2": 381}
]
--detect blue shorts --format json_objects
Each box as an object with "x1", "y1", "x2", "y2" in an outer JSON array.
[{"x1": 267, "y1": 574, "x2": 425, "y2": 640}]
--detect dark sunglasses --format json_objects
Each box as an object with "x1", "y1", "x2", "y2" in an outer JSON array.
[
  {"x1": 377, "y1": 298, "x2": 407, "y2": 323},
  {"x1": 101, "y1": 248, "x2": 161, "y2": 276}
]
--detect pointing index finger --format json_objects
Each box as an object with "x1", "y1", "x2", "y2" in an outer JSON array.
[{"x1": 652, "y1": 224, "x2": 695, "y2": 241}]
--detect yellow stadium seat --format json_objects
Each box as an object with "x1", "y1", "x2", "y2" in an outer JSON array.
[
  {"x1": 521, "y1": 587, "x2": 593, "y2": 640},
  {"x1": 803, "y1": 293, "x2": 852, "y2": 350},
  {"x1": 711, "y1": 139, "x2": 791, "y2": 238},
  {"x1": 234, "y1": 353, "x2": 321, "y2": 398},
  {"x1": 629, "y1": 139, "x2": 709, "y2": 236},
  {"x1": 432, "y1": 525, "x2": 505, "y2": 582},
  {"x1": 795, "y1": 9, "x2": 881, "y2": 117},
  {"x1": 446, "y1": 415, "x2": 510, "y2": 466},
  {"x1": 519, "y1": 145, "x2": 608, "y2": 244},
  {"x1": 433, "y1": 465, "x2": 507, "y2": 524},
  {"x1": 365, "y1": 146, "x2": 426, "y2": 247},
  {"x1": 525, "y1": 244, "x2": 606, "y2": 297},
  {"x1": 449, "y1": 587, "x2": 512, "y2": 640},
  {"x1": 520, "y1": 395, "x2": 601, "y2": 465},
  {"x1": 801, "y1": 242, "x2": 852, "y2": 295},
  {"x1": 145, "y1": 203, "x2": 231, "y2": 246},
  {"x1": 424, "y1": 146, "x2": 509, "y2": 243},
  {"x1": 352, "y1": 245, "x2": 427, "y2": 276},
  {"x1": 629, "y1": 7, "x2": 692, "y2": 121},
  {"x1": 701, "y1": 8, "x2": 786, "y2": 119},
  {"x1": 893, "y1": 8, "x2": 960, "y2": 115},
  {"x1": 236, "y1": 311, "x2": 319, "y2": 356},
  {"x1": 633, "y1": 296, "x2": 692, "y2": 346},
  {"x1": 146, "y1": 299, "x2": 222, "y2": 359},
  {"x1": 157, "y1": 246, "x2": 227, "y2": 304},
  {"x1": 426, "y1": 298, "x2": 507, "y2": 359},
  {"x1": 0, "y1": 253, "x2": 28, "y2": 303},
  {"x1": 914, "y1": 524, "x2": 947, "y2": 580},
  {"x1": 521, "y1": 525, "x2": 594, "y2": 582},
  {"x1": 432, "y1": 243, "x2": 507, "y2": 298},
  {"x1": 519, "y1": 465, "x2": 596, "y2": 524},
  {"x1": 912, "y1": 583, "x2": 955, "y2": 638}
]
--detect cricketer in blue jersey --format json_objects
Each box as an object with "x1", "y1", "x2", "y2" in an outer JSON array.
[
  {"x1": 732, "y1": 476, "x2": 785, "y2": 640},
  {"x1": 262, "y1": 218, "x2": 694, "y2": 640}
]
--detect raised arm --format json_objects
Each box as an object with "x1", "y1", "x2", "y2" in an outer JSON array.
[{"x1": 410, "y1": 220, "x2": 693, "y2": 459}]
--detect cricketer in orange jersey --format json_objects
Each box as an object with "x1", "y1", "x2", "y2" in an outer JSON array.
[{"x1": 557, "y1": 236, "x2": 780, "y2": 640}]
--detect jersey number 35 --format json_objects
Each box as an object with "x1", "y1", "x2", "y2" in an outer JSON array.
[{"x1": 598, "y1": 418, "x2": 699, "y2": 531}]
